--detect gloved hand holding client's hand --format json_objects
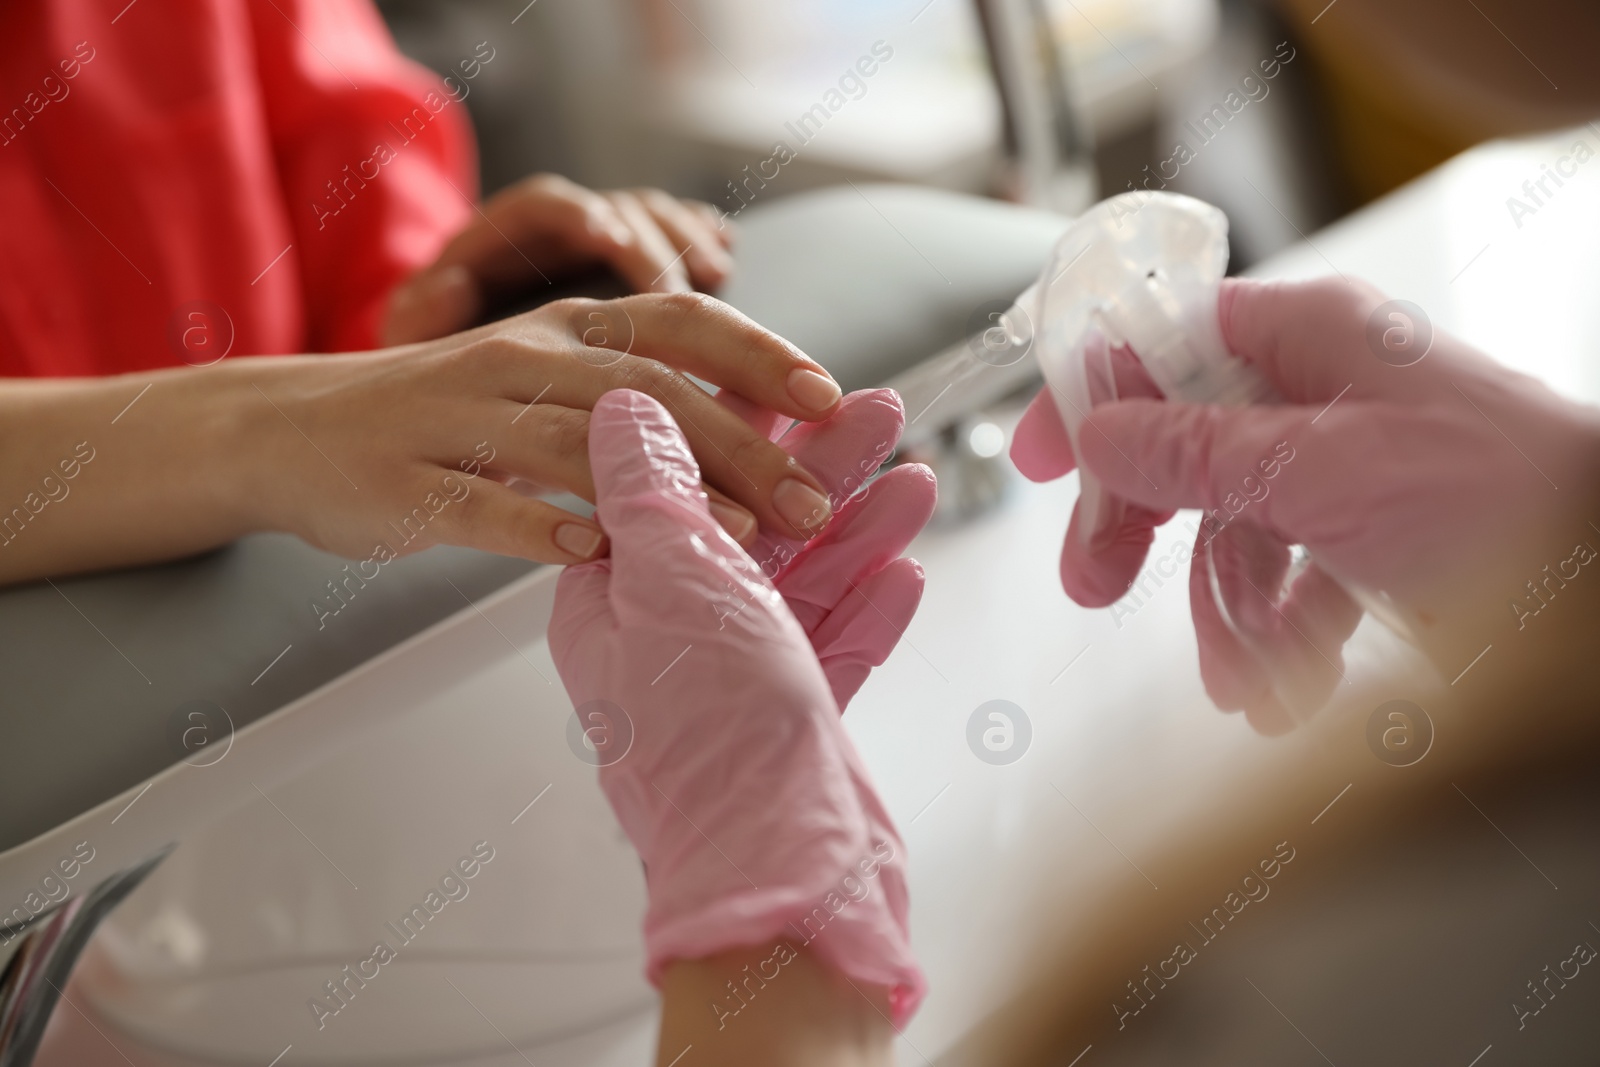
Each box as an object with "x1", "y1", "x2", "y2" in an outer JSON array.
[{"x1": 551, "y1": 387, "x2": 932, "y2": 1035}]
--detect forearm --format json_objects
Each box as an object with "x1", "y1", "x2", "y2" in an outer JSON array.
[
  {"x1": 658, "y1": 946, "x2": 896, "y2": 1067},
  {"x1": 0, "y1": 359, "x2": 292, "y2": 584}
]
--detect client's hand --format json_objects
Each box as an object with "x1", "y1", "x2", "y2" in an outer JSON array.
[
  {"x1": 384, "y1": 173, "x2": 732, "y2": 344},
  {"x1": 239, "y1": 292, "x2": 842, "y2": 570},
  {"x1": 550, "y1": 390, "x2": 926, "y2": 1042},
  {"x1": 1012, "y1": 277, "x2": 1600, "y2": 732},
  {"x1": 0, "y1": 292, "x2": 847, "y2": 586}
]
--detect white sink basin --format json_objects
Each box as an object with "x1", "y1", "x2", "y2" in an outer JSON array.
[{"x1": 79, "y1": 570, "x2": 656, "y2": 1065}]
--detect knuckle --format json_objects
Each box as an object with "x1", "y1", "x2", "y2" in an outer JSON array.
[
  {"x1": 725, "y1": 431, "x2": 779, "y2": 479},
  {"x1": 610, "y1": 354, "x2": 678, "y2": 395},
  {"x1": 567, "y1": 309, "x2": 636, "y2": 362},
  {"x1": 653, "y1": 288, "x2": 721, "y2": 321},
  {"x1": 520, "y1": 172, "x2": 565, "y2": 195},
  {"x1": 531, "y1": 405, "x2": 590, "y2": 459},
  {"x1": 546, "y1": 296, "x2": 597, "y2": 325},
  {"x1": 547, "y1": 297, "x2": 611, "y2": 346},
  {"x1": 493, "y1": 499, "x2": 556, "y2": 555},
  {"x1": 438, "y1": 336, "x2": 503, "y2": 377},
  {"x1": 443, "y1": 481, "x2": 485, "y2": 528},
  {"x1": 639, "y1": 187, "x2": 677, "y2": 213}
]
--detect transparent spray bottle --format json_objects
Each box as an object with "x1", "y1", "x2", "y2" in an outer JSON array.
[{"x1": 994, "y1": 191, "x2": 1410, "y2": 720}]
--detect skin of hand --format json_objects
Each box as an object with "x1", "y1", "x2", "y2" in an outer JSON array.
[
  {"x1": 550, "y1": 390, "x2": 927, "y2": 1052},
  {"x1": 0, "y1": 292, "x2": 843, "y2": 585},
  {"x1": 1011, "y1": 276, "x2": 1600, "y2": 733},
  {"x1": 658, "y1": 944, "x2": 896, "y2": 1067},
  {"x1": 383, "y1": 173, "x2": 734, "y2": 345}
]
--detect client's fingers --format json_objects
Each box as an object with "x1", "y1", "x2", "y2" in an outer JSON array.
[
  {"x1": 774, "y1": 389, "x2": 906, "y2": 501},
  {"x1": 703, "y1": 486, "x2": 759, "y2": 546},
  {"x1": 606, "y1": 190, "x2": 693, "y2": 294},
  {"x1": 435, "y1": 475, "x2": 608, "y2": 565},
  {"x1": 587, "y1": 292, "x2": 842, "y2": 422},
  {"x1": 384, "y1": 263, "x2": 483, "y2": 345},
  {"x1": 715, "y1": 388, "x2": 792, "y2": 442},
  {"x1": 749, "y1": 389, "x2": 907, "y2": 576},
  {"x1": 480, "y1": 399, "x2": 758, "y2": 547},
  {"x1": 635, "y1": 187, "x2": 735, "y2": 291}
]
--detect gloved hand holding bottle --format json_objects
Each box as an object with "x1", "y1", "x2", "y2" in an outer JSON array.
[{"x1": 1013, "y1": 275, "x2": 1600, "y2": 733}]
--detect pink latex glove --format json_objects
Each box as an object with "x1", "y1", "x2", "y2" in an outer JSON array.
[
  {"x1": 1012, "y1": 276, "x2": 1600, "y2": 733},
  {"x1": 550, "y1": 389, "x2": 929, "y2": 1025},
  {"x1": 720, "y1": 387, "x2": 937, "y2": 709}
]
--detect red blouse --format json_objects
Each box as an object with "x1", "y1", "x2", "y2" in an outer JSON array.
[{"x1": 0, "y1": 0, "x2": 475, "y2": 376}]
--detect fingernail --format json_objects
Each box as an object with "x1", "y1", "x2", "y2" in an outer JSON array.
[
  {"x1": 773, "y1": 478, "x2": 832, "y2": 537},
  {"x1": 555, "y1": 523, "x2": 604, "y2": 559},
  {"x1": 708, "y1": 500, "x2": 757, "y2": 543},
  {"x1": 786, "y1": 367, "x2": 842, "y2": 413}
]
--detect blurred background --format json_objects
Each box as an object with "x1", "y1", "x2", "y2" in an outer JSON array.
[
  {"x1": 376, "y1": 0, "x2": 1600, "y2": 272},
  {"x1": 13, "y1": 4, "x2": 1600, "y2": 1066}
]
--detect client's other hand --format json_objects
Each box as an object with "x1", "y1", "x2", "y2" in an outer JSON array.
[{"x1": 384, "y1": 174, "x2": 732, "y2": 345}]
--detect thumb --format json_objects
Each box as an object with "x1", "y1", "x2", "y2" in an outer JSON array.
[
  {"x1": 588, "y1": 389, "x2": 759, "y2": 615},
  {"x1": 382, "y1": 264, "x2": 483, "y2": 345},
  {"x1": 1078, "y1": 398, "x2": 1316, "y2": 544}
]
